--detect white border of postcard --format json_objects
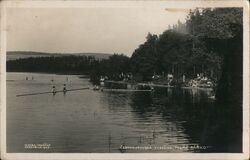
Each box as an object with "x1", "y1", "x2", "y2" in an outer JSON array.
[{"x1": 0, "y1": 0, "x2": 249, "y2": 160}]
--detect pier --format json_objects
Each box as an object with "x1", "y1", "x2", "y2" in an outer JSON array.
[{"x1": 104, "y1": 80, "x2": 213, "y2": 90}]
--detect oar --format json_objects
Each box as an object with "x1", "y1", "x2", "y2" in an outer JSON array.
[{"x1": 16, "y1": 87, "x2": 89, "y2": 97}]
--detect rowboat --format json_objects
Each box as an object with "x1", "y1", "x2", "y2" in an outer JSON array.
[{"x1": 16, "y1": 87, "x2": 89, "y2": 97}]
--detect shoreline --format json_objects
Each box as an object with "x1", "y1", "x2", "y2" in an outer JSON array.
[
  {"x1": 7, "y1": 72, "x2": 214, "y2": 91},
  {"x1": 6, "y1": 71, "x2": 90, "y2": 77}
]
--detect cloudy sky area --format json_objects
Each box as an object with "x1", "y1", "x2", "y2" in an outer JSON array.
[{"x1": 7, "y1": 7, "x2": 189, "y2": 56}]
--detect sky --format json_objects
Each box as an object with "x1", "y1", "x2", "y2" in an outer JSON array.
[{"x1": 7, "y1": 7, "x2": 189, "y2": 56}]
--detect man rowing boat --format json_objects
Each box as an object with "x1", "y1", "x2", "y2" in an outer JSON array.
[
  {"x1": 63, "y1": 84, "x2": 67, "y2": 94},
  {"x1": 51, "y1": 85, "x2": 56, "y2": 95}
]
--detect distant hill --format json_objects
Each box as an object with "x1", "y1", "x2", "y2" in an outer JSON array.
[{"x1": 7, "y1": 51, "x2": 112, "y2": 61}]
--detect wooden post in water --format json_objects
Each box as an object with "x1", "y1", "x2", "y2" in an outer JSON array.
[
  {"x1": 153, "y1": 128, "x2": 156, "y2": 138},
  {"x1": 139, "y1": 134, "x2": 143, "y2": 144},
  {"x1": 108, "y1": 132, "x2": 111, "y2": 153},
  {"x1": 152, "y1": 128, "x2": 156, "y2": 144}
]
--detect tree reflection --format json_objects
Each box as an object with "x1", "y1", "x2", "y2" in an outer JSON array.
[{"x1": 129, "y1": 87, "x2": 241, "y2": 152}]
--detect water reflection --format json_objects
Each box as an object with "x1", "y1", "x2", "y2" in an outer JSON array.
[
  {"x1": 98, "y1": 87, "x2": 215, "y2": 152},
  {"x1": 7, "y1": 73, "x2": 242, "y2": 153}
]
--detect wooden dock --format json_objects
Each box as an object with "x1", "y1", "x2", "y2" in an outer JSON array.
[
  {"x1": 181, "y1": 86, "x2": 213, "y2": 91},
  {"x1": 101, "y1": 89, "x2": 152, "y2": 92},
  {"x1": 104, "y1": 80, "x2": 173, "y2": 88},
  {"x1": 137, "y1": 83, "x2": 173, "y2": 88},
  {"x1": 104, "y1": 80, "x2": 213, "y2": 91}
]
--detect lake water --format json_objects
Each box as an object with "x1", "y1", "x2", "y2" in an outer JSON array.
[{"x1": 7, "y1": 72, "x2": 232, "y2": 153}]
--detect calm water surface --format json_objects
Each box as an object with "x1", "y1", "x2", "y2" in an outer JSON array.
[{"x1": 7, "y1": 72, "x2": 216, "y2": 153}]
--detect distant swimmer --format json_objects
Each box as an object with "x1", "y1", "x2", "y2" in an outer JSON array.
[
  {"x1": 32, "y1": 76, "x2": 34, "y2": 80},
  {"x1": 26, "y1": 77, "x2": 28, "y2": 80},
  {"x1": 51, "y1": 85, "x2": 57, "y2": 96},
  {"x1": 66, "y1": 77, "x2": 69, "y2": 82},
  {"x1": 63, "y1": 84, "x2": 67, "y2": 94}
]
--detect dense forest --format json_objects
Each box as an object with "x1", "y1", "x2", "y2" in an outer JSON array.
[{"x1": 130, "y1": 7, "x2": 243, "y2": 101}]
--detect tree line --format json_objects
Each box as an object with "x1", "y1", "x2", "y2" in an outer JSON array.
[
  {"x1": 7, "y1": 56, "x2": 96, "y2": 74},
  {"x1": 130, "y1": 7, "x2": 242, "y2": 103}
]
